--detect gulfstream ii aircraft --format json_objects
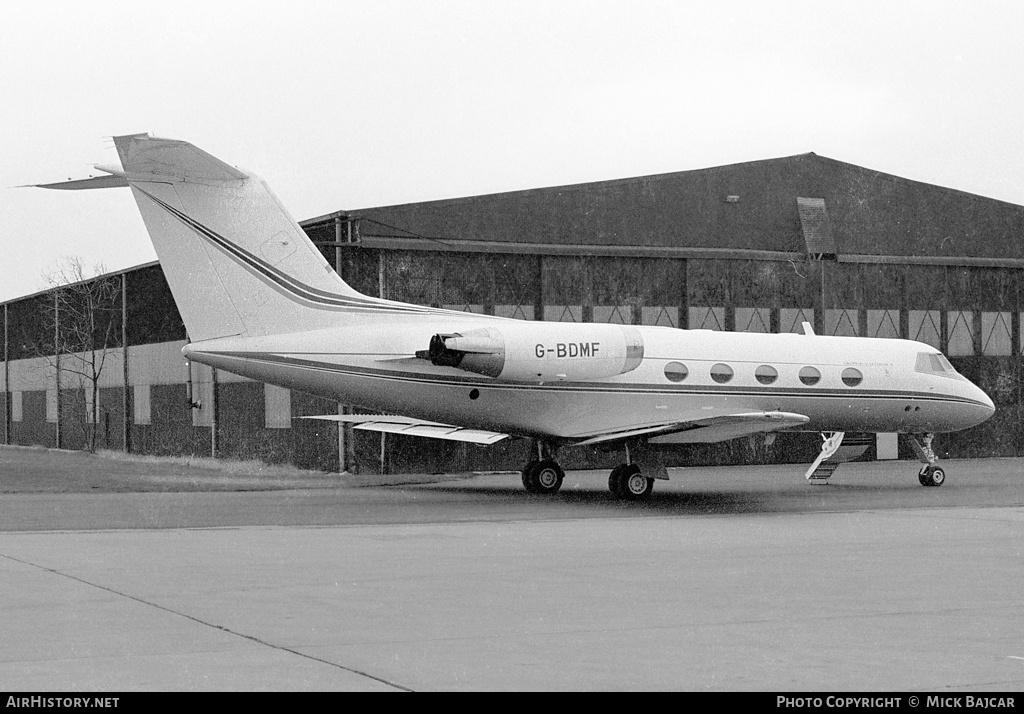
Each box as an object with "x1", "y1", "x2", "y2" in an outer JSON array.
[{"x1": 38, "y1": 134, "x2": 995, "y2": 499}]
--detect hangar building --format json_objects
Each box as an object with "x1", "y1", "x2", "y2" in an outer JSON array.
[{"x1": 3, "y1": 153, "x2": 1022, "y2": 473}]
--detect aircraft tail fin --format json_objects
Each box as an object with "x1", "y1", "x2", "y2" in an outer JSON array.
[
  {"x1": 38, "y1": 134, "x2": 379, "y2": 342},
  {"x1": 112, "y1": 134, "x2": 372, "y2": 341}
]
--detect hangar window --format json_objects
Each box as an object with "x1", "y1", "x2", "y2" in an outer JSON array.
[
  {"x1": 10, "y1": 391, "x2": 22, "y2": 422},
  {"x1": 133, "y1": 385, "x2": 151, "y2": 425},
  {"x1": 664, "y1": 362, "x2": 689, "y2": 382},
  {"x1": 755, "y1": 365, "x2": 778, "y2": 385},
  {"x1": 710, "y1": 363, "x2": 734, "y2": 384},
  {"x1": 841, "y1": 368, "x2": 863, "y2": 387},
  {"x1": 799, "y1": 366, "x2": 821, "y2": 386},
  {"x1": 264, "y1": 384, "x2": 292, "y2": 429}
]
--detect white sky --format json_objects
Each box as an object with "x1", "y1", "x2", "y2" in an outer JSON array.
[{"x1": 2, "y1": 0, "x2": 1023, "y2": 302}]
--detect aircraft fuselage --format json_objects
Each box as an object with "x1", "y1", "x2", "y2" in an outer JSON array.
[{"x1": 184, "y1": 317, "x2": 995, "y2": 443}]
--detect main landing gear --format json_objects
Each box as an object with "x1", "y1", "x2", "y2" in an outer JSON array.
[
  {"x1": 608, "y1": 463, "x2": 654, "y2": 500},
  {"x1": 521, "y1": 458, "x2": 565, "y2": 494},
  {"x1": 911, "y1": 433, "x2": 945, "y2": 487},
  {"x1": 519, "y1": 441, "x2": 662, "y2": 500}
]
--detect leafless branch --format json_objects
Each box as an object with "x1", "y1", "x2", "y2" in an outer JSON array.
[{"x1": 34, "y1": 256, "x2": 122, "y2": 452}]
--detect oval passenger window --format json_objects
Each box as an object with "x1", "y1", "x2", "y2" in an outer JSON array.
[
  {"x1": 710, "y1": 363, "x2": 734, "y2": 384},
  {"x1": 664, "y1": 362, "x2": 688, "y2": 383},
  {"x1": 799, "y1": 366, "x2": 821, "y2": 386},
  {"x1": 842, "y1": 367, "x2": 863, "y2": 387},
  {"x1": 755, "y1": 365, "x2": 778, "y2": 385}
]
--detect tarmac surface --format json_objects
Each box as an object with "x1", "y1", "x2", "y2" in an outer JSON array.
[{"x1": 1, "y1": 446, "x2": 1023, "y2": 691}]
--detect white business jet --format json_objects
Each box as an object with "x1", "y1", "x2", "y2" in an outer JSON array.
[{"x1": 37, "y1": 135, "x2": 995, "y2": 499}]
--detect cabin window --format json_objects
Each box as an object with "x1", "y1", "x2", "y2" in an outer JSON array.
[
  {"x1": 841, "y1": 368, "x2": 863, "y2": 387},
  {"x1": 710, "y1": 363, "x2": 734, "y2": 384},
  {"x1": 799, "y1": 366, "x2": 821, "y2": 386},
  {"x1": 755, "y1": 365, "x2": 778, "y2": 385},
  {"x1": 664, "y1": 362, "x2": 688, "y2": 382}
]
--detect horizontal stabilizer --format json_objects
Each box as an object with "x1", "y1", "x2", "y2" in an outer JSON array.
[
  {"x1": 303, "y1": 414, "x2": 509, "y2": 445},
  {"x1": 32, "y1": 135, "x2": 249, "y2": 189},
  {"x1": 115, "y1": 134, "x2": 249, "y2": 182},
  {"x1": 575, "y1": 411, "x2": 810, "y2": 446},
  {"x1": 32, "y1": 174, "x2": 129, "y2": 190}
]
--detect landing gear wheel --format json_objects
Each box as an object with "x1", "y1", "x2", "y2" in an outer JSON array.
[
  {"x1": 521, "y1": 459, "x2": 564, "y2": 495},
  {"x1": 608, "y1": 464, "x2": 628, "y2": 498},
  {"x1": 918, "y1": 465, "x2": 945, "y2": 487},
  {"x1": 608, "y1": 464, "x2": 654, "y2": 500}
]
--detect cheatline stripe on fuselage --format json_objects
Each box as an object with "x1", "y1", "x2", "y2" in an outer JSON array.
[
  {"x1": 133, "y1": 185, "x2": 450, "y2": 316},
  {"x1": 201, "y1": 350, "x2": 990, "y2": 408}
]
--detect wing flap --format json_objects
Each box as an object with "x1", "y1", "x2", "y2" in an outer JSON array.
[{"x1": 302, "y1": 414, "x2": 509, "y2": 445}]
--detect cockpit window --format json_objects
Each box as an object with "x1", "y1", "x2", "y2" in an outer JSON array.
[
  {"x1": 915, "y1": 352, "x2": 963, "y2": 380},
  {"x1": 916, "y1": 352, "x2": 947, "y2": 374}
]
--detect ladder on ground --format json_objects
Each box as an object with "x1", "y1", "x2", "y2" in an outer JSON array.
[{"x1": 805, "y1": 433, "x2": 876, "y2": 482}]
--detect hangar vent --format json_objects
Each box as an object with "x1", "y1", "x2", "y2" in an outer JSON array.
[{"x1": 796, "y1": 197, "x2": 837, "y2": 260}]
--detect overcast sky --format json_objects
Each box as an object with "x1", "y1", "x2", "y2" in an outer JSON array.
[{"x1": 2, "y1": 0, "x2": 1022, "y2": 302}]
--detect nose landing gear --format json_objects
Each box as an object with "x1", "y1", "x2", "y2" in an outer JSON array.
[
  {"x1": 918, "y1": 464, "x2": 946, "y2": 487},
  {"x1": 911, "y1": 433, "x2": 945, "y2": 487}
]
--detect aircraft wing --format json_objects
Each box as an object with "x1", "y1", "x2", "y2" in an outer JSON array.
[
  {"x1": 302, "y1": 414, "x2": 509, "y2": 445},
  {"x1": 573, "y1": 411, "x2": 810, "y2": 446},
  {"x1": 305, "y1": 410, "x2": 807, "y2": 448}
]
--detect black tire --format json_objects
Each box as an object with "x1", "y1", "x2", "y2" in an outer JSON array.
[
  {"x1": 523, "y1": 459, "x2": 563, "y2": 495},
  {"x1": 522, "y1": 461, "x2": 540, "y2": 493},
  {"x1": 918, "y1": 465, "x2": 930, "y2": 487},
  {"x1": 610, "y1": 464, "x2": 653, "y2": 500},
  {"x1": 918, "y1": 465, "x2": 946, "y2": 487},
  {"x1": 608, "y1": 465, "x2": 628, "y2": 497}
]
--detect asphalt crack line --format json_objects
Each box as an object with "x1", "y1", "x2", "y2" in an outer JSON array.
[{"x1": 0, "y1": 552, "x2": 413, "y2": 692}]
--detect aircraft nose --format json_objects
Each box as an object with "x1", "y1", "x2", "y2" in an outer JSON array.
[
  {"x1": 980, "y1": 389, "x2": 995, "y2": 414},
  {"x1": 970, "y1": 385, "x2": 996, "y2": 425}
]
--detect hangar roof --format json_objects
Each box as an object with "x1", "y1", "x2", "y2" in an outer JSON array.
[{"x1": 302, "y1": 153, "x2": 1024, "y2": 264}]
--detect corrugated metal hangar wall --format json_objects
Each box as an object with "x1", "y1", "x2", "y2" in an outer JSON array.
[{"x1": 3, "y1": 154, "x2": 1023, "y2": 473}]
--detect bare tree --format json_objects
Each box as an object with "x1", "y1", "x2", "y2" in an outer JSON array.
[{"x1": 41, "y1": 257, "x2": 122, "y2": 453}]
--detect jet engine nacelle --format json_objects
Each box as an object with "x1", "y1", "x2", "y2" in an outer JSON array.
[{"x1": 421, "y1": 323, "x2": 645, "y2": 382}]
